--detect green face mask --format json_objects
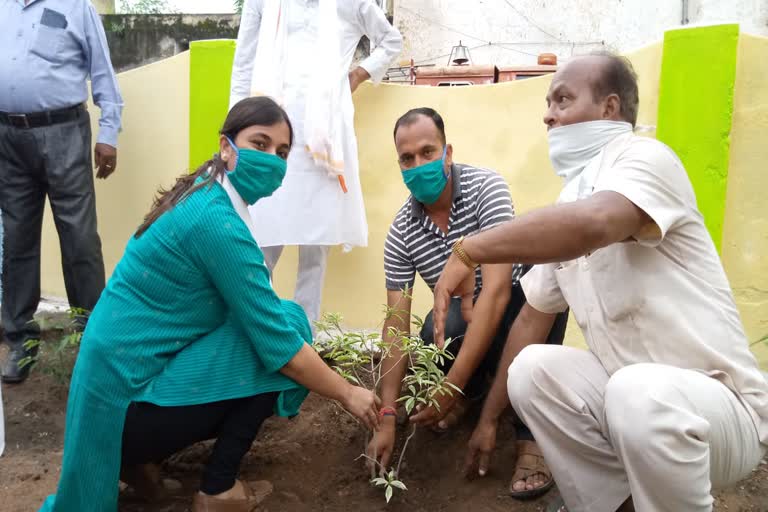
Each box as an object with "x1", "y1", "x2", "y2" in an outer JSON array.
[
  {"x1": 401, "y1": 146, "x2": 449, "y2": 205},
  {"x1": 225, "y1": 136, "x2": 287, "y2": 205}
]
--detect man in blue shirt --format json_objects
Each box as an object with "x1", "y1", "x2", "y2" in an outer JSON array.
[{"x1": 0, "y1": 0, "x2": 123, "y2": 383}]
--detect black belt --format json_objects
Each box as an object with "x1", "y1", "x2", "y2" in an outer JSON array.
[{"x1": 0, "y1": 104, "x2": 85, "y2": 129}]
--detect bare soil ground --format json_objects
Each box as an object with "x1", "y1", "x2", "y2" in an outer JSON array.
[{"x1": 1, "y1": 336, "x2": 767, "y2": 512}]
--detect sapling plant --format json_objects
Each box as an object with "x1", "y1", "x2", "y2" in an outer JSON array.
[
  {"x1": 315, "y1": 296, "x2": 462, "y2": 503},
  {"x1": 18, "y1": 307, "x2": 88, "y2": 384}
]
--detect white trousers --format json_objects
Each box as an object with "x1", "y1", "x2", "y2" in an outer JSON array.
[
  {"x1": 507, "y1": 345, "x2": 765, "y2": 512},
  {"x1": 261, "y1": 245, "x2": 330, "y2": 331}
]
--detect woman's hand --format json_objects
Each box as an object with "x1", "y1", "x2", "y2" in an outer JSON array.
[
  {"x1": 365, "y1": 419, "x2": 396, "y2": 474},
  {"x1": 341, "y1": 384, "x2": 381, "y2": 430}
]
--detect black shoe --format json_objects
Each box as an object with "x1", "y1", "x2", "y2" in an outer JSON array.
[{"x1": 2, "y1": 344, "x2": 34, "y2": 384}]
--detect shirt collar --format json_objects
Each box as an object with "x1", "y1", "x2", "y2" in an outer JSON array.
[{"x1": 409, "y1": 163, "x2": 463, "y2": 220}]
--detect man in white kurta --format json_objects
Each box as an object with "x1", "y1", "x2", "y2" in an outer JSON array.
[
  {"x1": 229, "y1": 0, "x2": 402, "y2": 325},
  {"x1": 428, "y1": 54, "x2": 768, "y2": 512}
]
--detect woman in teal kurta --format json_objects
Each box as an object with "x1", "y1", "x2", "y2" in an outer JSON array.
[{"x1": 40, "y1": 97, "x2": 379, "y2": 512}]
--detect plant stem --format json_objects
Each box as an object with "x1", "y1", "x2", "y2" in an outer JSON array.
[
  {"x1": 377, "y1": 352, "x2": 409, "y2": 382},
  {"x1": 355, "y1": 451, "x2": 384, "y2": 478},
  {"x1": 369, "y1": 431, "x2": 377, "y2": 480},
  {"x1": 395, "y1": 423, "x2": 417, "y2": 477}
]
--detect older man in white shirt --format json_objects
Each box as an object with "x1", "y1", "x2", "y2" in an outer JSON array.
[
  {"x1": 429, "y1": 53, "x2": 768, "y2": 512},
  {"x1": 229, "y1": 0, "x2": 402, "y2": 327}
]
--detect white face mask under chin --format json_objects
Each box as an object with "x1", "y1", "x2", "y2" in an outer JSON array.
[{"x1": 547, "y1": 120, "x2": 633, "y2": 200}]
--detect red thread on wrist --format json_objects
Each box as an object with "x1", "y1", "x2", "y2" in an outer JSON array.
[{"x1": 379, "y1": 406, "x2": 396, "y2": 417}]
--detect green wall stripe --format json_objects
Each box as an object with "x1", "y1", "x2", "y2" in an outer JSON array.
[
  {"x1": 656, "y1": 24, "x2": 739, "y2": 252},
  {"x1": 189, "y1": 39, "x2": 237, "y2": 170}
]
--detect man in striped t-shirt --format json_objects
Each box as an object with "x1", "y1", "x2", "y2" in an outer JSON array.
[{"x1": 367, "y1": 108, "x2": 567, "y2": 498}]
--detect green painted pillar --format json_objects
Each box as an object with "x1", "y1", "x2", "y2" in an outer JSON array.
[
  {"x1": 656, "y1": 24, "x2": 740, "y2": 252},
  {"x1": 189, "y1": 39, "x2": 237, "y2": 170}
]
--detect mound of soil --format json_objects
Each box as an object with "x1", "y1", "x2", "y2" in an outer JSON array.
[{"x1": 1, "y1": 341, "x2": 767, "y2": 512}]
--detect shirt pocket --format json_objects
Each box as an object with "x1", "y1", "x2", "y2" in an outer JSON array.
[
  {"x1": 30, "y1": 9, "x2": 68, "y2": 62},
  {"x1": 585, "y1": 246, "x2": 638, "y2": 321}
]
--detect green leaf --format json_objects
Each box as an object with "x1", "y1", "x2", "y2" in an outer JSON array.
[
  {"x1": 385, "y1": 485, "x2": 393, "y2": 503},
  {"x1": 390, "y1": 480, "x2": 407, "y2": 491},
  {"x1": 405, "y1": 397, "x2": 415, "y2": 414},
  {"x1": 371, "y1": 478, "x2": 387, "y2": 487},
  {"x1": 446, "y1": 382, "x2": 464, "y2": 394},
  {"x1": 23, "y1": 339, "x2": 41, "y2": 350},
  {"x1": 17, "y1": 356, "x2": 36, "y2": 369}
]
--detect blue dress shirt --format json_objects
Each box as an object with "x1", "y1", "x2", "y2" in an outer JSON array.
[{"x1": 0, "y1": 0, "x2": 123, "y2": 146}]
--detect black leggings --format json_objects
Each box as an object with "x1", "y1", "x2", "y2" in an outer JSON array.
[{"x1": 121, "y1": 392, "x2": 278, "y2": 494}]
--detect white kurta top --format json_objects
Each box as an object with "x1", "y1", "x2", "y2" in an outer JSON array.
[
  {"x1": 229, "y1": 0, "x2": 402, "y2": 248},
  {"x1": 522, "y1": 133, "x2": 768, "y2": 447}
]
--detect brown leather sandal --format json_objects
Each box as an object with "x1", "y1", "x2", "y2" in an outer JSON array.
[
  {"x1": 508, "y1": 440, "x2": 555, "y2": 500},
  {"x1": 192, "y1": 480, "x2": 273, "y2": 512}
]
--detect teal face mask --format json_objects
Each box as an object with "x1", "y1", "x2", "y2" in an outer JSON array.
[
  {"x1": 401, "y1": 146, "x2": 449, "y2": 205},
  {"x1": 225, "y1": 136, "x2": 287, "y2": 204}
]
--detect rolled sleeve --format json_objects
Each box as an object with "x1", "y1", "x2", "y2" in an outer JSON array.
[
  {"x1": 596, "y1": 138, "x2": 691, "y2": 247},
  {"x1": 357, "y1": 0, "x2": 402, "y2": 84},
  {"x1": 520, "y1": 263, "x2": 568, "y2": 314},
  {"x1": 83, "y1": 3, "x2": 123, "y2": 147}
]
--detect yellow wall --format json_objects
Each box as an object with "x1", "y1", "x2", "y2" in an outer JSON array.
[
  {"x1": 270, "y1": 41, "x2": 661, "y2": 350},
  {"x1": 40, "y1": 52, "x2": 190, "y2": 294},
  {"x1": 38, "y1": 36, "x2": 765, "y2": 367},
  {"x1": 722, "y1": 34, "x2": 768, "y2": 367}
]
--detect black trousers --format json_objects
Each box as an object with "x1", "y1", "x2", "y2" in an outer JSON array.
[
  {"x1": 0, "y1": 111, "x2": 105, "y2": 347},
  {"x1": 420, "y1": 276, "x2": 568, "y2": 440},
  {"x1": 121, "y1": 392, "x2": 278, "y2": 494}
]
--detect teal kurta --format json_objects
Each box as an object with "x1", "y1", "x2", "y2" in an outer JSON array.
[{"x1": 41, "y1": 181, "x2": 312, "y2": 511}]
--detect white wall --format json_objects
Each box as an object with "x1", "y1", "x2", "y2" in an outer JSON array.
[{"x1": 393, "y1": 0, "x2": 768, "y2": 67}]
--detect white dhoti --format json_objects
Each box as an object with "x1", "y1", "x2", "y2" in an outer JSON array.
[{"x1": 507, "y1": 345, "x2": 766, "y2": 512}]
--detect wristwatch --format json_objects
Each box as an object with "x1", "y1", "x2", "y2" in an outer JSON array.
[{"x1": 452, "y1": 236, "x2": 478, "y2": 269}]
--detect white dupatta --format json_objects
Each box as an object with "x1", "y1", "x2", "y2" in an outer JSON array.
[{"x1": 250, "y1": 0, "x2": 347, "y2": 190}]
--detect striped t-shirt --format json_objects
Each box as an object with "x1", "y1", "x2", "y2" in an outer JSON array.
[{"x1": 384, "y1": 163, "x2": 523, "y2": 293}]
